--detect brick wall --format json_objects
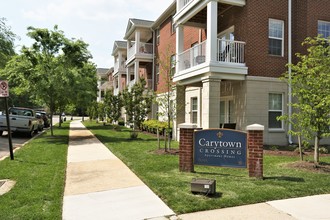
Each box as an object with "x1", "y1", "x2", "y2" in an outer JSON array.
[{"x1": 155, "y1": 16, "x2": 205, "y2": 94}]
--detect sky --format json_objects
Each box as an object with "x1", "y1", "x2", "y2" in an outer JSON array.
[{"x1": 0, "y1": 0, "x2": 174, "y2": 69}]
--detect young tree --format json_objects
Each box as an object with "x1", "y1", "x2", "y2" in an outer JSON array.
[
  {"x1": 156, "y1": 47, "x2": 177, "y2": 151},
  {"x1": 104, "y1": 90, "x2": 123, "y2": 125},
  {"x1": 280, "y1": 36, "x2": 330, "y2": 164},
  {"x1": 122, "y1": 78, "x2": 154, "y2": 137}
]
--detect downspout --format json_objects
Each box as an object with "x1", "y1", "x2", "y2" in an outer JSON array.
[
  {"x1": 152, "y1": 28, "x2": 156, "y2": 118},
  {"x1": 288, "y1": 0, "x2": 293, "y2": 144}
]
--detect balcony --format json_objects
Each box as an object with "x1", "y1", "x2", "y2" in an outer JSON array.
[
  {"x1": 174, "y1": 39, "x2": 247, "y2": 83},
  {"x1": 113, "y1": 61, "x2": 126, "y2": 76},
  {"x1": 127, "y1": 42, "x2": 153, "y2": 64}
]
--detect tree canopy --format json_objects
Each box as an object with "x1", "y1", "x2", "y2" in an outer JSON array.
[
  {"x1": 0, "y1": 25, "x2": 97, "y2": 135},
  {"x1": 0, "y1": 17, "x2": 17, "y2": 69}
]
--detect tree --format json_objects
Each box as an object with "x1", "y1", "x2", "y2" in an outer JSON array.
[
  {"x1": 122, "y1": 78, "x2": 154, "y2": 138},
  {"x1": 104, "y1": 90, "x2": 123, "y2": 125},
  {"x1": 280, "y1": 36, "x2": 330, "y2": 164},
  {"x1": 0, "y1": 17, "x2": 17, "y2": 69},
  {"x1": 1, "y1": 25, "x2": 96, "y2": 135},
  {"x1": 156, "y1": 48, "x2": 177, "y2": 151}
]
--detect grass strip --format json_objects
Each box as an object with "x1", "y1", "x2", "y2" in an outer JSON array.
[
  {"x1": 84, "y1": 121, "x2": 330, "y2": 214},
  {"x1": 0, "y1": 123, "x2": 69, "y2": 219}
]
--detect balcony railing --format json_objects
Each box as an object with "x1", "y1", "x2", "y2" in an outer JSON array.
[
  {"x1": 178, "y1": 39, "x2": 245, "y2": 72},
  {"x1": 178, "y1": 41, "x2": 206, "y2": 71},
  {"x1": 217, "y1": 39, "x2": 245, "y2": 63},
  {"x1": 127, "y1": 42, "x2": 153, "y2": 61},
  {"x1": 114, "y1": 61, "x2": 125, "y2": 73}
]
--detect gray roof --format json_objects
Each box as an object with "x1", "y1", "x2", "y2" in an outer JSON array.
[
  {"x1": 124, "y1": 18, "x2": 154, "y2": 40},
  {"x1": 112, "y1": 40, "x2": 127, "y2": 55},
  {"x1": 97, "y1": 68, "x2": 109, "y2": 78}
]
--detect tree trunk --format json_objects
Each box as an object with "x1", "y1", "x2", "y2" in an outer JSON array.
[
  {"x1": 298, "y1": 135, "x2": 303, "y2": 161},
  {"x1": 164, "y1": 132, "x2": 168, "y2": 152},
  {"x1": 157, "y1": 128, "x2": 160, "y2": 149},
  {"x1": 314, "y1": 136, "x2": 320, "y2": 165},
  {"x1": 167, "y1": 130, "x2": 171, "y2": 150},
  {"x1": 50, "y1": 111, "x2": 54, "y2": 136}
]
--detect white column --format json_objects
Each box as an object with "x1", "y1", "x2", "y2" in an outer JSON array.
[
  {"x1": 201, "y1": 76, "x2": 221, "y2": 129},
  {"x1": 176, "y1": 25, "x2": 184, "y2": 73},
  {"x1": 135, "y1": 31, "x2": 140, "y2": 53},
  {"x1": 206, "y1": 0, "x2": 218, "y2": 63},
  {"x1": 117, "y1": 76, "x2": 121, "y2": 92},
  {"x1": 134, "y1": 61, "x2": 140, "y2": 82},
  {"x1": 126, "y1": 65, "x2": 130, "y2": 86}
]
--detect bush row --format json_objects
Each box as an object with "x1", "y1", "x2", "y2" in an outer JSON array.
[{"x1": 141, "y1": 119, "x2": 172, "y2": 135}]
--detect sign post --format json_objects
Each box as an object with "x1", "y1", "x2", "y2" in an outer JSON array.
[{"x1": 0, "y1": 80, "x2": 14, "y2": 160}]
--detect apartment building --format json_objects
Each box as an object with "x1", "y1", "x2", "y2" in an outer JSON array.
[
  {"x1": 111, "y1": 0, "x2": 330, "y2": 145},
  {"x1": 96, "y1": 68, "x2": 112, "y2": 102}
]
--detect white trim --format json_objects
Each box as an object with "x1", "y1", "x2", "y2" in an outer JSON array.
[{"x1": 269, "y1": 18, "x2": 284, "y2": 56}]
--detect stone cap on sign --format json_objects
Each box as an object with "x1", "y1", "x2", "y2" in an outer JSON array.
[
  {"x1": 246, "y1": 124, "x2": 264, "y2": 131},
  {"x1": 178, "y1": 123, "x2": 199, "y2": 129}
]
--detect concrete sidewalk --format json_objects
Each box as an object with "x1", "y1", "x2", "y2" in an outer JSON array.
[
  {"x1": 62, "y1": 120, "x2": 330, "y2": 220},
  {"x1": 179, "y1": 194, "x2": 330, "y2": 220},
  {"x1": 62, "y1": 121, "x2": 175, "y2": 220}
]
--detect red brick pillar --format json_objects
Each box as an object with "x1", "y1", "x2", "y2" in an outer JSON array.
[
  {"x1": 178, "y1": 124, "x2": 198, "y2": 172},
  {"x1": 246, "y1": 124, "x2": 264, "y2": 179}
]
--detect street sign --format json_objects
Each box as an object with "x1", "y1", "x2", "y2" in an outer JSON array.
[{"x1": 0, "y1": 80, "x2": 9, "y2": 97}]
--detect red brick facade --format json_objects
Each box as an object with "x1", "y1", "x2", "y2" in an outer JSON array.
[{"x1": 155, "y1": 16, "x2": 206, "y2": 94}]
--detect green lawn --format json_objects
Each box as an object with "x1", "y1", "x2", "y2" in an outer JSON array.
[
  {"x1": 0, "y1": 120, "x2": 329, "y2": 218},
  {"x1": 84, "y1": 121, "x2": 330, "y2": 214},
  {"x1": 0, "y1": 124, "x2": 69, "y2": 219}
]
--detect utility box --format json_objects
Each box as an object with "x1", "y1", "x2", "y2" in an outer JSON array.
[{"x1": 191, "y1": 178, "x2": 216, "y2": 195}]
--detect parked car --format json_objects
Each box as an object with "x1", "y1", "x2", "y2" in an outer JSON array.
[
  {"x1": 35, "y1": 112, "x2": 44, "y2": 131},
  {"x1": 36, "y1": 111, "x2": 50, "y2": 128},
  {"x1": 0, "y1": 107, "x2": 39, "y2": 137}
]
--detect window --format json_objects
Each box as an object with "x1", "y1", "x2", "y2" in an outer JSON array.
[
  {"x1": 156, "y1": 28, "x2": 160, "y2": 45},
  {"x1": 318, "y1": 20, "x2": 330, "y2": 38},
  {"x1": 191, "y1": 97, "x2": 198, "y2": 124},
  {"x1": 170, "y1": 55, "x2": 176, "y2": 76},
  {"x1": 269, "y1": 19, "x2": 284, "y2": 56},
  {"x1": 268, "y1": 93, "x2": 283, "y2": 129}
]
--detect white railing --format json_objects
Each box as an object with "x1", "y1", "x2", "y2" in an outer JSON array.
[
  {"x1": 127, "y1": 42, "x2": 136, "y2": 60},
  {"x1": 217, "y1": 39, "x2": 245, "y2": 63},
  {"x1": 127, "y1": 42, "x2": 153, "y2": 61},
  {"x1": 114, "y1": 61, "x2": 125, "y2": 73},
  {"x1": 138, "y1": 42, "x2": 153, "y2": 54},
  {"x1": 177, "y1": 39, "x2": 245, "y2": 72},
  {"x1": 178, "y1": 41, "x2": 206, "y2": 71}
]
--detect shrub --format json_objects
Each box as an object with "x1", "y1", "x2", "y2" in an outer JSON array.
[
  {"x1": 118, "y1": 118, "x2": 125, "y2": 126},
  {"x1": 141, "y1": 119, "x2": 172, "y2": 135}
]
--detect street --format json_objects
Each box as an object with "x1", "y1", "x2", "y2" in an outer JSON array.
[{"x1": 0, "y1": 115, "x2": 84, "y2": 160}]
